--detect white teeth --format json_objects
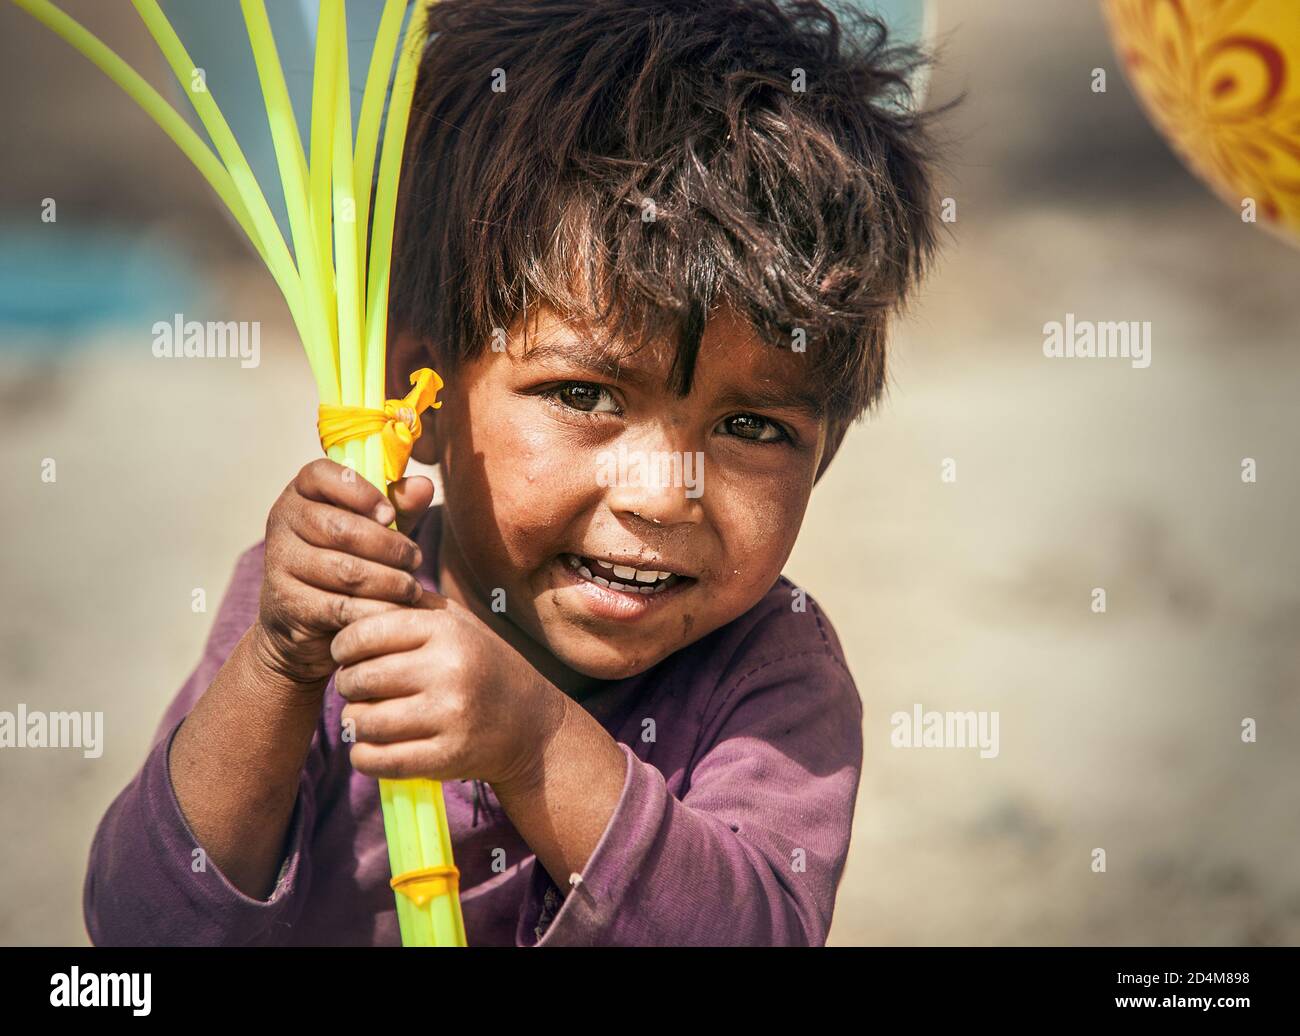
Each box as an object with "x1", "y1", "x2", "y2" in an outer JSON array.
[
  {"x1": 589, "y1": 557, "x2": 668, "y2": 583},
  {"x1": 612, "y1": 580, "x2": 659, "y2": 595},
  {"x1": 568, "y1": 553, "x2": 681, "y2": 594}
]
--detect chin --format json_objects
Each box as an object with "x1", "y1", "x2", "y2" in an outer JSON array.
[{"x1": 554, "y1": 638, "x2": 667, "y2": 682}]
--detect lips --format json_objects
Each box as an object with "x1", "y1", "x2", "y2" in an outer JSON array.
[{"x1": 548, "y1": 551, "x2": 697, "y2": 625}]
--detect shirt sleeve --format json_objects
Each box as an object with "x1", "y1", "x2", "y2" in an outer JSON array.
[
  {"x1": 515, "y1": 648, "x2": 864, "y2": 946},
  {"x1": 82, "y1": 543, "x2": 322, "y2": 946}
]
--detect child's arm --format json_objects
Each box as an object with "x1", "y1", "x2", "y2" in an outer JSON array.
[
  {"x1": 83, "y1": 582, "x2": 323, "y2": 945},
  {"x1": 505, "y1": 651, "x2": 864, "y2": 946},
  {"x1": 331, "y1": 597, "x2": 863, "y2": 946},
  {"x1": 84, "y1": 461, "x2": 426, "y2": 944}
]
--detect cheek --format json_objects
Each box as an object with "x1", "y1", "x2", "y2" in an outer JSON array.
[
  {"x1": 449, "y1": 405, "x2": 596, "y2": 563},
  {"x1": 709, "y1": 468, "x2": 810, "y2": 588}
]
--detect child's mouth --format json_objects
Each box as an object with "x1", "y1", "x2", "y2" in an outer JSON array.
[
  {"x1": 553, "y1": 553, "x2": 696, "y2": 618},
  {"x1": 561, "y1": 553, "x2": 685, "y2": 595}
]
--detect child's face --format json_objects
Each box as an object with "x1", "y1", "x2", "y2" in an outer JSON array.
[{"x1": 423, "y1": 303, "x2": 828, "y2": 687}]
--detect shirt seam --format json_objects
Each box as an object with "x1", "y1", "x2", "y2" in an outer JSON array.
[
  {"x1": 680, "y1": 644, "x2": 853, "y2": 796},
  {"x1": 694, "y1": 577, "x2": 839, "y2": 723},
  {"x1": 706, "y1": 646, "x2": 853, "y2": 741}
]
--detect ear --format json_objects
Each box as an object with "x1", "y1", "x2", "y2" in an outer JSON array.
[
  {"x1": 389, "y1": 329, "x2": 442, "y2": 465},
  {"x1": 388, "y1": 329, "x2": 435, "y2": 401},
  {"x1": 411, "y1": 429, "x2": 440, "y2": 466}
]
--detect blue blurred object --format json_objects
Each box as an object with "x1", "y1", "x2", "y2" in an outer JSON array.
[
  {"x1": 851, "y1": 0, "x2": 934, "y2": 49},
  {"x1": 0, "y1": 224, "x2": 198, "y2": 347},
  {"x1": 832, "y1": 0, "x2": 937, "y2": 103}
]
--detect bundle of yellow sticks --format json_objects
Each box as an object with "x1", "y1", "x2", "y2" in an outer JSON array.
[{"x1": 13, "y1": 0, "x2": 465, "y2": 947}]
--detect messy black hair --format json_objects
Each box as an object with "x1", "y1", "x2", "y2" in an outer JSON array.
[{"x1": 390, "y1": 0, "x2": 944, "y2": 426}]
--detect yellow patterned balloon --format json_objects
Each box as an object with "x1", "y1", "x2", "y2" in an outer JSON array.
[{"x1": 1103, "y1": 0, "x2": 1300, "y2": 245}]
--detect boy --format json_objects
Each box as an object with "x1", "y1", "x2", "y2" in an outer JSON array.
[{"x1": 84, "y1": 0, "x2": 939, "y2": 946}]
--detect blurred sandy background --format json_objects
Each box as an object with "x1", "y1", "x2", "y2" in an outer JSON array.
[{"x1": 1, "y1": 1, "x2": 1297, "y2": 945}]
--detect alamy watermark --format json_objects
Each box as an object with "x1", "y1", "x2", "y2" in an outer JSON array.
[
  {"x1": 1043, "y1": 312, "x2": 1151, "y2": 369},
  {"x1": 0, "y1": 703, "x2": 103, "y2": 758},
  {"x1": 890, "y1": 703, "x2": 999, "y2": 759},
  {"x1": 595, "y1": 445, "x2": 704, "y2": 499},
  {"x1": 50, "y1": 968, "x2": 150, "y2": 1015},
  {"x1": 151, "y1": 313, "x2": 260, "y2": 368}
]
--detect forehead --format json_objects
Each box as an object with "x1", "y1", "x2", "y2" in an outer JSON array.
[{"x1": 510, "y1": 303, "x2": 824, "y2": 416}]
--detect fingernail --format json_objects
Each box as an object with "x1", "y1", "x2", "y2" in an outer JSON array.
[{"x1": 374, "y1": 502, "x2": 396, "y2": 525}]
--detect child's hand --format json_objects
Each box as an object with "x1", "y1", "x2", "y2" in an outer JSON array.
[
  {"x1": 330, "y1": 591, "x2": 568, "y2": 793},
  {"x1": 254, "y1": 459, "x2": 429, "y2": 687}
]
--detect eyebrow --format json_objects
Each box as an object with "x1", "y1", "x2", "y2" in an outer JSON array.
[
  {"x1": 517, "y1": 334, "x2": 655, "y2": 384},
  {"x1": 711, "y1": 385, "x2": 826, "y2": 420},
  {"x1": 519, "y1": 332, "x2": 825, "y2": 420}
]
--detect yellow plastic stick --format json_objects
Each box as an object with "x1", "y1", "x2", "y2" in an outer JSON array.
[
  {"x1": 377, "y1": 780, "x2": 419, "y2": 938},
  {"x1": 353, "y1": 1, "x2": 467, "y2": 948},
  {"x1": 353, "y1": 0, "x2": 407, "y2": 490},
  {"x1": 332, "y1": 9, "x2": 364, "y2": 483},
  {"x1": 353, "y1": 0, "x2": 407, "y2": 269},
  {"x1": 365, "y1": 1, "x2": 426, "y2": 414},
  {"x1": 309, "y1": 0, "x2": 341, "y2": 373},
  {"x1": 128, "y1": 0, "x2": 306, "y2": 341},
  {"x1": 241, "y1": 0, "x2": 339, "y2": 404}
]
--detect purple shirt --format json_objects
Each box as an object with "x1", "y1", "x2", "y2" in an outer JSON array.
[{"x1": 83, "y1": 506, "x2": 863, "y2": 946}]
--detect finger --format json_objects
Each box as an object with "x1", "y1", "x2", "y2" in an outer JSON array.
[
  {"x1": 331, "y1": 607, "x2": 434, "y2": 666},
  {"x1": 294, "y1": 457, "x2": 395, "y2": 526},
  {"x1": 293, "y1": 500, "x2": 422, "y2": 572},
  {"x1": 341, "y1": 695, "x2": 440, "y2": 743},
  {"x1": 287, "y1": 544, "x2": 424, "y2": 605},
  {"x1": 335, "y1": 649, "x2": 429, "y2": 703},
  {"x1": 388, "y1": 476, "x2": 435, "y2": 537},
  {"x1": 326, "y1": 595, "x2": 404, "y2": 627},
  {"x1": 350, "y1": 740, "x2": 455, "y2": 781},
  {"x1": 413, "y1": 587, "x2": 452, "y2": 612},
  {"x1": 284, "y1": 578, "x2": 405, "y2": 632}
]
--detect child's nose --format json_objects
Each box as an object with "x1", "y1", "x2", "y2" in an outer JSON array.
[
  {"x1": 606, "y1": 480, "x2": 704, "y2": 529},
  {"x1": 598, "y1": 442, "x2": 706, "y2": 528}
]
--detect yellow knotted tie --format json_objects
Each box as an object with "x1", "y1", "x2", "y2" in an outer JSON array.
[
  {"x1": 317, "y1": 368, "x2": 444, "y2": 483},
  {"x1": 390, "y1": 864, "x2": 461, "y2": 908}
]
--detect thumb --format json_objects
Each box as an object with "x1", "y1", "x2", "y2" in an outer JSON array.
[{"x1": 387, "y1": 475, "x2": 435, "y2": 537}]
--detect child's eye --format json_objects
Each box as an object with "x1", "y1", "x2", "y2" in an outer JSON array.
[
  {"x1": 719, "y1": 413, "x2": 788, "y2": 443},
  {"x1": 543, "y1": 382, "x2": 622, "y2": 415}
]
